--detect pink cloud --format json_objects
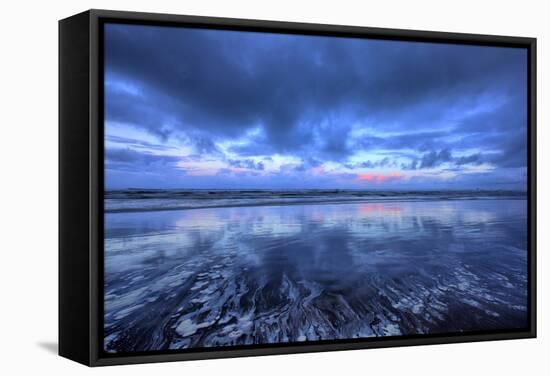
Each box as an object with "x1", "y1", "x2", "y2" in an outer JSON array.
[{"x1": 356, "y1": 172, "x2": 403, "y2": 184}]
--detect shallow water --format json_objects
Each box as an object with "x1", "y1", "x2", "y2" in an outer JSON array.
[{"x1": 103, "y1": 199, "x2": 528, "y2": 353}]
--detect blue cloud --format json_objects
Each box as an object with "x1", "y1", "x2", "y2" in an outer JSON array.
[{"x1": 103, "y1": 23, "x2": 528, "y2": 190}]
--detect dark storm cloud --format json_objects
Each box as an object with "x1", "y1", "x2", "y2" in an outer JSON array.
[
  {"x1": 356, "y1": 130, "x2": 453, "y2": 153},
  {"x1": 227, "y1": 158, "x2": 265, "y2": 171},
  {"x1": 401, "y1": 149, "x2": 484, "y2": 170},
  {"x1": 345, "y1": 157, "x2": 396, "y2": 169},
  {"x1": 455, "y1": 153, "x2": 482, "y2": 166},
  {"x1": 105, "y1": 148, "x2": 180, "y2": 168},
  {"x1": 103, "y1": 23, "x2": 528, "y2": 189},
  {"x1": 419, "y1": 149, "x2": 452, "y2": 169},
  {"x1": 104, "y1": 24, "x2": 527, "y2": 165}
]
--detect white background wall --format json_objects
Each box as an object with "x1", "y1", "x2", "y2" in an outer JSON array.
[{"x1": 0, "y1": 0, "x2": 547, "y2": 374}]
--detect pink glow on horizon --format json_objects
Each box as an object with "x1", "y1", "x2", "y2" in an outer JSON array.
[{"x1": 356, "y1": 172, "x2": 403, "y2": 184}]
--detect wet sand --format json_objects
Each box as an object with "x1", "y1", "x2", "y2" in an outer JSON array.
[{"x1": 103, "y1": 199, "x2": 528, "y2": 352}]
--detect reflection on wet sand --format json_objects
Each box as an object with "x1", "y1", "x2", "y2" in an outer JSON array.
[{"x1": 104, "y1": 199, "x2": 528, "y2": 352}]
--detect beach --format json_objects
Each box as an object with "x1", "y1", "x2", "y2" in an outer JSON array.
[{"x1": 103, "y1": 192, "x2": 528, "y2": 353}]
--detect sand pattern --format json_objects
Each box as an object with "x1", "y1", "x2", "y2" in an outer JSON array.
[{"x1": 103, "y1": 198, "x2": 528, "y2": 353}]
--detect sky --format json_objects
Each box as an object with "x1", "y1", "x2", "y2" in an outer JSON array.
[{"x1": 103, "y1": 23, "x2": 528, "y2": 190}]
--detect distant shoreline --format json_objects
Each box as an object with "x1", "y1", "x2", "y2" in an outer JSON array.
[{"x1": 104, "y1": 195, "x2": 527, "y2": 214}]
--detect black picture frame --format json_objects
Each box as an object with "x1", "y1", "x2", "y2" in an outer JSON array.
[{"x1": 59, "y1": 9, "x2": 537, "y2": 367}]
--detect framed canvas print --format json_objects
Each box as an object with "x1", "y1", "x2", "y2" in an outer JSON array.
[{"x1": 59, "y1": 9, "x2": 536, "y2": 366}]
